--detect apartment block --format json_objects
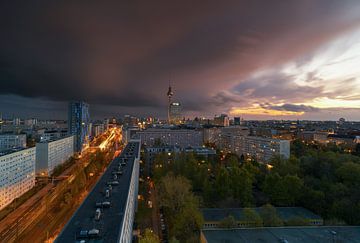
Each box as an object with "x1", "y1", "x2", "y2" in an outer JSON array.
[
  {"x1": 0, "y1": 148, "x2": 36, "y2": 210},
  {"x1": 36, "y1": 136, "x2": 74, "y2": 176}
]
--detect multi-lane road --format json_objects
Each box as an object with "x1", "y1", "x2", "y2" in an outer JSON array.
[{"x1": 0, "y1": 128, "x2": 122, "y2": 243}]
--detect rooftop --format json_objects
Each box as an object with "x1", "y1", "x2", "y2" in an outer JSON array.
[
  {"x1": 201, "y1": 226, "x2": 360, "y2": 243},
  {"x1": 202, "y1": 207, "x2": 322, "y2": 222},
  {"x1": 55, "y1": 141, "x2": 140, "y2": 243},
  {"x1": 202, "y1": 226, "x2": 360, "y2": 243}
]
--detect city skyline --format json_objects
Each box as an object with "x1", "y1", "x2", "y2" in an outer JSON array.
[{"x1": 1, "y1": 1, "x2": 360, "y2": 120}]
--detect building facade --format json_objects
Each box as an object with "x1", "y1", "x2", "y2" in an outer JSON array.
[
  {"x1": 135, "y1": 128, "x2": 203, "y2": 148},
  {"x1": 217, "y1": 132, "x2": 290, "y2": 162},
  {"x1": 36, "y1": 136, "x2": 74, "y2": 176},
  {"x1": 68, "y1": 101, "x2": 90, "y2": 152},
  {"x1": 169, "y1": 102, "x2": 182, "y2": 124},
  {"x1": 40, "y1": 130, "x2": 68, "y2": 142},
  {"x1": 213, "y1": 114, "x2": 230, "y2": 127},
  {"x1": 0, "y1": 133, "x2": 27, "y2": 152},
  {"x1": 92, "y1": 123, "x2": 105, "y2": 138},
  {"x1": 0, "y1": 148, "x2": 36, "y2": 210},
  {"x1": 232, "y1": 136, "x2": 290, "y2": 162}
]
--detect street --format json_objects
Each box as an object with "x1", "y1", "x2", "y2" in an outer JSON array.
[{"x1": 0, "y1": 127, "x2": 122, "y2": 243}]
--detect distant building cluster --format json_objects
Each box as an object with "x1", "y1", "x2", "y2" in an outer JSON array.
[{"x1": 0, "y1": 133, "x2": 27, "y2": 151}]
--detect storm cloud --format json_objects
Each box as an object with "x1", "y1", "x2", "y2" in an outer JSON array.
[{"x1": 1, "y1": 0, "x2": 360, "y2": 119}]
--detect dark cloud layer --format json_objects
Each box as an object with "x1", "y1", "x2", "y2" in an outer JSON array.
[
  {"x1": 1, "y1": 0, "x2": 360, "y2": 118},
  {"x1": 260, "y1": 103, "x2": 320, "y2": 113}
]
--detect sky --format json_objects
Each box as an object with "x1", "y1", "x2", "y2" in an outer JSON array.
[{"x1": 1, "y1": 1, "x2": 360, "y2": 120}]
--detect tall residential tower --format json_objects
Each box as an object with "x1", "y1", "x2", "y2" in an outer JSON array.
[{"x1": 68, "y1": 101, "x2": 90, "y2": 152}]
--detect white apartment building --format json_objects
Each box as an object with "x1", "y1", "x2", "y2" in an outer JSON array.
[
  {"x1": 36, "y1": 136, "x2": 74, "y2": 176},
  {"x1": 232, "y1": 136, "x2": 290, "y2": 162},
  {"x1": 135, "y1": 128, "x2": 203, "y2": 148},
  {"x1": 0, "y1": 134, "x2": 27, "y2": 152},
  {"x1": 0, "y1": 147, "x2": 36, "y2": 210}
]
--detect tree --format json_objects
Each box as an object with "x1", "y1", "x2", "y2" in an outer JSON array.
[
  {"x1": 219, "y1": 215, "x2": 237, "y2": 228},
  {"x1": 158, "y1": 174, "x2": 193, "y2": 216},
  {"x1": 140, "y1": 228, "x2": 160, "y2": 243},
  {"x1": 172, "y1": 205, "x2": 204, "y2": 241},
  {"x1": 154, "y1": 137, "x2": 164, "y2": 146},
  {"x1": 300, "y1": 187, "x2": 326, "y2": 215},
  {"x1": 291, "y1": 139, "x2": 307, "y2": 157},
  {"x1": 263, "y1": 173, "x2": 303, "y2": 206},
  {"x1": 285, "y1": 217, "x2": 309, "y2": 226},
  {"x1": 271, "y1": 156, "x2": 300, "y2": 176},
  {"x1": 259, "y1": 204, "x2": 283, "y2": 226},
  {"x1": 214, "y1": 167, "x2": 232, "y2": 199},
  {"x1": 336, "y1": 162, "x2": 360, "y2": 186},
  {"x1": 230, "y1": 167, "x2": 254, "y2": 207},
  {"x1": 243, "y1": 208, "x2": 263, "y2": 227},
  {"x1": 353, "y1": 143, "x2": 360, "y2": 156},
  {"x1": 157, "y1": 173, "x2": 204, "y2": 240},
  {"x1": 169, "y1": 237, "x2": 180, "y2": 243},
  {"x1": 225, "y1": 153, "x2": 239, "y2": 167}
]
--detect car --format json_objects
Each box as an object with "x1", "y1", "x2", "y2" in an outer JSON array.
[
  {"x1": 95, "y1": 208, "x2": 101, "y2": 221},
  {"x1": 107, "y1": 181, "x2": 119, "y2": 186},
  {"x1": 101, "y1": 201, "x2": 111, "y2": 208},
  {"x1": 112, "y1": 170, "x2": 122, "y2": 175},
  {"x1": 78, "y1": 230, "x2": 88, "y2": 239},
  {"x1": 87, "y1": 228, "x2": 100, "y2": 238}
]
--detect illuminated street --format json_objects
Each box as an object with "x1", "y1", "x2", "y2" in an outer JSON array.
[{"x1": 0, "y1": 127, "x2": 122, "y2": 243}]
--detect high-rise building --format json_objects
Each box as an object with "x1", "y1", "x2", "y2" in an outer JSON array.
[
  {"x1": 234, "y1": 117, "x2": 241, "y2": 126},
  {"x1": 68, "y1": 101, "x2": 90, "y2": 152},
  {"x1": 169, "y1": 102, "x2": 182, "y2": 124},
  {"x1": 213, "y1": 114, "x2": 230, "y2": 127},
  {"x1": 167, "y1": 82, "x2": 183, "y2": 125}
]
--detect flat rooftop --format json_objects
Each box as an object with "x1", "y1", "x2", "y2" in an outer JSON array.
[
  {"x1": 201, "y1": 226, "x2": 360, "y2": 243},
  {"x1": 202, "y1": 207, "x2": 322, "y2": 222},
  {"x1": 55, "y1": 141, "x2": 140, "y2": 243}
]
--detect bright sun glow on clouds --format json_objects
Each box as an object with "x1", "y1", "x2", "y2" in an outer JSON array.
[
  {"x1": 230, "y1": 26, "x2": 360, "y2": 118},
  {"x1": 286, "y1": 27, "x2": 360, "y2": 108}
]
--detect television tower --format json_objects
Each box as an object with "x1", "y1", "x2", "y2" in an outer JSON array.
[{"x1": 167, "y1": 81, "x2": 174, "y2": 124}]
